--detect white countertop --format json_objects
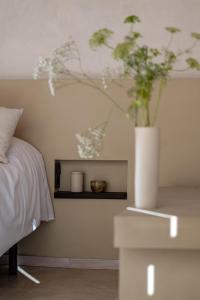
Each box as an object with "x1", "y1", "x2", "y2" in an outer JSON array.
[{"x1": 114, "y1": 187, "x2": 200, "y2": 250}]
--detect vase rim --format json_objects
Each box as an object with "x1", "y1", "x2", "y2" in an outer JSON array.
[{"x1": 135, "y1": 126, "x2": 159, "y2": 129}]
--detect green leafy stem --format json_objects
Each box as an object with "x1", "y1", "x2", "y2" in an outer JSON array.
[{"x1": 89, "y1": 15, "x2": 200, "y2": 127}]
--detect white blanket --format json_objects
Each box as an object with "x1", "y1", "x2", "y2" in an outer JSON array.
[{"x1": 0, "y1": 138, "x2": 54, "y2": 256}]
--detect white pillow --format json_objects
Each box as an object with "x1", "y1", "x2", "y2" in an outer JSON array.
[{"x1": 0, "y1": 107, "x2": 23, "y2": 163}]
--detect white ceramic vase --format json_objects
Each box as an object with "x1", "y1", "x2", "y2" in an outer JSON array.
[{"x1": 134, "y1": 127, "x2": 159, "y2": 209}]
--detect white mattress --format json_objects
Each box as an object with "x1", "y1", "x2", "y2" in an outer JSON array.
[{"x1": 0, "y1": 138, "x2": 54, "y2": 256}]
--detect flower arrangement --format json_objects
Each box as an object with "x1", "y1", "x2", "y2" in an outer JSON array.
[{"x1": 34, "y1": 15, "x2": 200, "y2": 158}]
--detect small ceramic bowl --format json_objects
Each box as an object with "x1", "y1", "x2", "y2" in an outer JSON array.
[{"x1": 90, "y1": 180, "x2": 107, "y2": 193}]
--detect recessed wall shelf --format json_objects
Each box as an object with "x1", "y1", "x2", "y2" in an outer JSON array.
[
  {"x1": 54, "y1": 191, "x2": 127, "y2": 200},
  {"x1": 54, "y1": 159, "x2": 128, "y2": 200}
]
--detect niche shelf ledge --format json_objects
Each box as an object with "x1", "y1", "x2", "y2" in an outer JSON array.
[{"x1": 54, "y1": 191, "x2": 127, "y2": 200}]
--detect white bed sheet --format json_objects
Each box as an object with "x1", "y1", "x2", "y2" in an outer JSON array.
[{"x1": 0, "y1": 138, "x2": 54, "y2": 256}]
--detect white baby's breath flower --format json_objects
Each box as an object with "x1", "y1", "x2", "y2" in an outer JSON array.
[
  {"x1": 76, "y1": 124, "x2": 106, "y2": 159},
  {"x1": 101, "y1": 67, "x2": 114, "y2": 89},
  {"x1": 54, "y1": 39, "x2": 79, "y2": 62},
  {"x1": 102, "y1": 77, "x2": 108, "y2": 89},
  {"x1": 33, "y1": 68, "x2": 39, "y2": 80},
  {"x1": 101, "y1": 66, "x2": 124, "y2": 89},
  {"x1": 33, "y1": 38, "x2": 80, "y2": 95},
  {"x1": 48, "y1": 78, "x2": 55, "y2": 96}
]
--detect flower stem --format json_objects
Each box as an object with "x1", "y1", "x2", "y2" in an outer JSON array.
[
  {"x1": 152, "y1": 79, "x2": 165, "y2": 126},
  {"x1": 63, "y1": 58, "x2": 126, "y2": 114}
]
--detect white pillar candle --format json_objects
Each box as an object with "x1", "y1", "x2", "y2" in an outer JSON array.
[{"x1": 70, "y1": 171, "x2": 83, "y2": 192}]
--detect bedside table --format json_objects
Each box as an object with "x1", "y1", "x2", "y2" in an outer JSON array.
[{"x1": 114, "y1": 187, "x2": 200, "y2": 300}]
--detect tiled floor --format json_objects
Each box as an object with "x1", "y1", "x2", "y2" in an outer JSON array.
[{"x1": 0, "y1": 266, "x2": 118, "y2": 300}]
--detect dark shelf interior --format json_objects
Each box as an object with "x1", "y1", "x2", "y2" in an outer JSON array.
[
  {"x1": 54, "y1": 191, "x2": 127, "y2": 200},
  {"x1": 54, "y1": 159, "x2": 128, "y2": 200}
]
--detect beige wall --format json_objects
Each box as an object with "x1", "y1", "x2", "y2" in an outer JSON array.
[
  {"x1": 0, "y1": 0, "x2": 200, "y2": 79},
  {"x1": 0, "y1": 78, "x2": 199, "y2": 259}
]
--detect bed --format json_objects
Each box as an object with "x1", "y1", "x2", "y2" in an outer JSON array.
[{"x1": 0, "y1": 137, "x2": 54, "y2": 273}]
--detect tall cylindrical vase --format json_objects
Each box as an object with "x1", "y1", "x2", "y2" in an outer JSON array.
[{"x1": 134, "y1": 127, "x2": 159, "y2": 209}]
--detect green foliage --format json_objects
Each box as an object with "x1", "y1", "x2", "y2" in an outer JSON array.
[
  {"x1": 186, "y1": 57, "x2": 200, "y2": 70},
  {"x1": 89, "y1": 28, "x2": 113, "y2": 49},
  {"x1": 124, "y1": 15, "x2": 140, "y2": 24},
  {"x1": 191, "y1": 32, "x2": 200, "y2": 40},
  {"x1": 133, "y1": 99, "x2": 143, "y2": 108},
  {"x1": 125, "y1": 31, "x2": 142, "y2": 42},
  {"x1": 89, "y1": 14, "x2": 200, "y2": 126},
  {"x1": 112, "y1": 42, "x2": 133, "y2": 60},
  {"x1": 165, "y1": 26, "x2": 181, "y2": 34}
]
